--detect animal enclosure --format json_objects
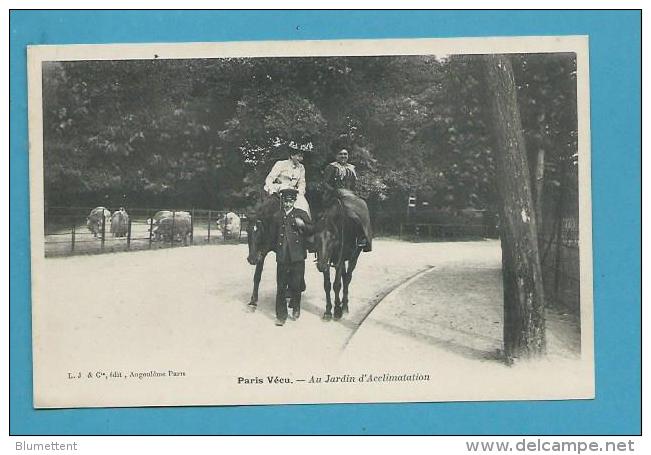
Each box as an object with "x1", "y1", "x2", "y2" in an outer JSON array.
[{"x1": 44, "y1": 207, "x2": 247, "y2": 257}]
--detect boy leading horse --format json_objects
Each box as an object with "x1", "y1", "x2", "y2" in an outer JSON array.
[{"x1": 267, "y1": 187, "x2": 314, "y2": 326}]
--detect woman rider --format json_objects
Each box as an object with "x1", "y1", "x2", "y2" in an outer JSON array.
[
  {"x1": 323, "y1": 148, "x2": 357, "y2": 193},
  {"x1": 322, "y1": 148, "x2": 372, "y2": 252},
  {"x1": 264, "y1": 143, "x2": 310, "y2": 216}
]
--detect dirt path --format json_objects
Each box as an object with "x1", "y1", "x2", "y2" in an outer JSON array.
[
  {"x1": 34, "y1": 239, "x2": 587, "y2": 407},
  {"x1": 37, "y1": 239, "x2": 500, "y2": 372},
  {"x1": 345, "y1": 261, "x2": 580, "y2": 365},
  {"x1": 38, "y1": 239, "x2": 578, "y2": 362}
]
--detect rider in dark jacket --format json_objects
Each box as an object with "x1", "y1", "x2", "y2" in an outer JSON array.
[
  {"x1": 268, "y1": 187, "x2": 314, "y2": 326},
  {"x1": 323, "y1": 149, "x2": 357, "y2": 192},
  {"x1": 322, "y1": 149, "x2": 372, "y2": 252}
]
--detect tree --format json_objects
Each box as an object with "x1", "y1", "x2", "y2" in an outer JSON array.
[
  {"x1": 482, "y1": 54, "x2": 546, "y2": 362},
  {"x1": 512, "y1": 53, "x2": 578, "y2": 229},
  {"x1": 41, "y1": 54, "x2": 577, "y2": 229}
]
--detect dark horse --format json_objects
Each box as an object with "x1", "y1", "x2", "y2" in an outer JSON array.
[
  {"x1": 246, "y1": 194, "x2": 281, "y2": 307},
  {"x1": 314, "y1": 193, "x2": 368, "y2": 321}
]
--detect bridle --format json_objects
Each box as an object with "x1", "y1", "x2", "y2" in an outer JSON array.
[
  {"x1": 247, "y1": 218, "x2": 264, "y2": 259},
  {"x1": 249, "y1": 194, "x2": 282, "y2": 254}
]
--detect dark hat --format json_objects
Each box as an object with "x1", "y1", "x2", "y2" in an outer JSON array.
[{"x1": 279, "y1": 187, "x2": 299, "y2": 200}]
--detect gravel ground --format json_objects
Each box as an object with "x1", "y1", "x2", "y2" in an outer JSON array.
[
  {"x1": 44, "y1": 221, "x2": 245, "y2": 256},
  {"x1": 33, "y1": 239, "x2": 589, "y2": 407}
]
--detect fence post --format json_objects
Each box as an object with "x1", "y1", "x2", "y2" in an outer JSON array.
[
  {"x1": 552, "y1": 163, "x2": 568, "y2": 304},
  {"x1": 223, "y1": 213, "x2": 227, "y2": 243},
  {"x1": 191, "y1": 209, "x2": 195, "y2": 245},
  {"x1": 101, "y1": 214, "x2": 106, "y2": 251},
  {"x1": 148, "y1": 209, "x2": 154, "y2": 249},
  {"x1": 553, "y1": 217, "x2": 564, "y2": 303},
  {"x1": 71, "y1": 225, "x2": 75, "y2": 253},
  {"x1": 207, "y1": 210, "x2": 211, "y2": 243},
  {"x1": 170, "y1": 210, "x2": 176, "y2": 248},
  {"x1": 399, "y1": 223, "x2": 403, "y2": 240},
  {"x1": 127, "y1": 218, "x2": 132, "y2": 250}
]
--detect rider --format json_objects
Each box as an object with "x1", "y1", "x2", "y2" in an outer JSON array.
[
  {"x1": 323, "y1": 148, "x2": 357, "y2": 192},
  {"x1": 323, "y1": 148, "x2": 372, "y2": 252},
  {"x1": 264, "y1": 143, "x2": 310, "y2": 216}
]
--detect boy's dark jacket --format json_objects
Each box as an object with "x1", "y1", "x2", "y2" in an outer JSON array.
[{"x1": 268, "y1": 208, "x2": 314, "y2": 263}]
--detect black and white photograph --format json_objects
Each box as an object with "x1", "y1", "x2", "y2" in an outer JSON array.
[{"x1": 27, "y1": 37, "x2": 593, "y2": 408}]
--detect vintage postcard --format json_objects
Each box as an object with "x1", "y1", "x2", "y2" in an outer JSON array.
[{"x1": 28, "y1": 36, "x2": 593, "y2": 408}]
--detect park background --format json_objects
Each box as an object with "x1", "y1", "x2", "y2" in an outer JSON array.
[
  {"x1": 10, "y1": 10, "x2": 640, "y2": 435},
  {"x1": 39, "y1": 51, "x2": 579, "y2": 323}
]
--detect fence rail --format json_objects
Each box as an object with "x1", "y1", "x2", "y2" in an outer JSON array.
[
  {"x1": 396, "y1": 222, "x2": 497, "y2": 240},
  {"x1": 539, "y1": 214, "x2": 580, "y2": 316},
  {"x1": 44, "y1": 207, "x2": 248, "y2": 257}
]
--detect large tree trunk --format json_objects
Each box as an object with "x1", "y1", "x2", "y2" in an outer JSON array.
[{"x1": 482, "y1": 54, "x2": 546, "y2": 362}]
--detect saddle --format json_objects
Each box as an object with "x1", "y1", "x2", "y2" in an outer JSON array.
[{"x1": 332, "y1": 189, "x2": 373, "y2": 252}]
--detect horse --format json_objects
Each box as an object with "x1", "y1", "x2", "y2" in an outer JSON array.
[
  {"x1": 246, "y1": 194, "x2": 282, "y2": 307},
  {"x1": 314, "y1": 194, "x2": 368, "y2": 321}
]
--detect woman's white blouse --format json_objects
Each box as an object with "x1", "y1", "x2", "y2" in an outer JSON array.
[{"x1": 264, "y1": 159, "x2": 306, "y2": 195}]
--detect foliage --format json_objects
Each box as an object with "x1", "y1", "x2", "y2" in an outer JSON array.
[{"x1": 42, "y1": 54, "x2": 578, "y2": 216}]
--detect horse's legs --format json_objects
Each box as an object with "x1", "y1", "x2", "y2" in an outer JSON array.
[
  {"x1": 333, "y1": 265, "x2": 344, "y2": 320},
  {"x1": 342, "y1": 265, "x2": 350, "y2": 313},
  {"x1": 323, "y1": 270, "x2": 333, "y2": 320},
  {"x1": 342, "y1": 248, "x2": 362, "y2": 314},
  {"x1": 249, "y1": 253, "x2": 266, "y2": 306},
  {"x1": 342, "y1": 248, "x2": 362, "y2": 313}
]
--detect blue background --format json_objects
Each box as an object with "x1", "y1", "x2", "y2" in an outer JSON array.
[{"x1": 9, "y1": 10, "x2": 641, "y2": 435}]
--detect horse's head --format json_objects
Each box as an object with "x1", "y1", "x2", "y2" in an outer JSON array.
[
  {"x1": 246, "y1": 216, "x2": 265, "y2": 265},
  {"x1": 315, "y1": 204, "x2": 341, "y2": 273},
  {"x1": 246, "y1": 194, "x2": 280, "y2": 265}
]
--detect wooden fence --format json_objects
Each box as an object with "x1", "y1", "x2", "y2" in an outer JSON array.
[
  {"x1": 44, "y1": 207, "x2": 247, "y2": 257},
  {"x1": 539, "y1": 215, "x2": 580, "y2": 315}
]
